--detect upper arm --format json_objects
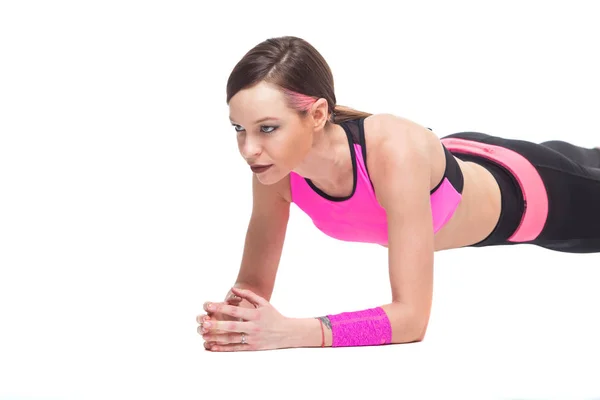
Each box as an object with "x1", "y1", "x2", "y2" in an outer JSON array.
[
  {"x1": 367, "y1": 114, "x2": 435, "y2": 325},
  {"x1": 235, "y1": 174, "x2": 291, "y2": 299},
  {"x1": 249, "y1": 172, "x2": 291, "y2": 243}
]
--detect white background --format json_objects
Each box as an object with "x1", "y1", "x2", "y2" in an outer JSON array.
[{"x1": 1, "y1": 1, "x2": 600, "y2": 399}]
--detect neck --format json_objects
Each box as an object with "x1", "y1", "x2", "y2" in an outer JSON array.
[{"x1": 293, "y1": 122, "x2": 350, "y2": 187}]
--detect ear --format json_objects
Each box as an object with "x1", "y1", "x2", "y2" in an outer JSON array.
[{"x1": 309, "y1": 97, "x2": 330, "y2": 129}]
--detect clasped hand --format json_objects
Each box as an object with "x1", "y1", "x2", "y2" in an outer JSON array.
[{"x1": 196, "y1": 287, "x2": 292, "y2": 352}]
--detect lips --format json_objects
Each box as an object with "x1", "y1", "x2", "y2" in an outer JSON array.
[{"x1": 250, "y1": 164, "x2": 273, "y2": 174}]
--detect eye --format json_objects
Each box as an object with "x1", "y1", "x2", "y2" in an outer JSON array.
[
  {"x1": 231, "y1": 124, "x2": 278, "y2": 134},
  {"x1": 261, "y1": 125, "x2": 278, "y2": 134}
]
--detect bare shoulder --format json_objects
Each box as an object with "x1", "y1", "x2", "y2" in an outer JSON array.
[
  {"x1": 362, "y1": 113, "x2": 446, "y2": 196},
  {"x1": 252, "y1": 172, "x2": 292, "y2": 205},
  {"x1": 363, "y1": 113, "x2": 439, "y2": 149},
  {"x1": 276, "y1": 173, "x2": 292, "y2": 203}
]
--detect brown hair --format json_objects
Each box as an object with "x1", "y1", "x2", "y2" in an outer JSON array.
[{"x1": 226, "y1": 36, "x2": 372, "y2": 125}]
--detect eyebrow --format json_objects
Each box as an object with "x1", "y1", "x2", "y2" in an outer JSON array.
[{"x1": 229, "y1": 116, "x2": 279, "y2": 125}]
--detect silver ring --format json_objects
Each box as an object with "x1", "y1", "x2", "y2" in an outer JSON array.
[{"x1": 241, "y1": 333, "x2": 246, "y2": 344}]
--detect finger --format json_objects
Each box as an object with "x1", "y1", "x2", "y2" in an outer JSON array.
[
  {"x1": 226, "y1": 299, "x2": 242, "y2": 306},
  {"x1": 207, "y1": 303, "x2": 258, "y2": 321},
  {"x1": 202, "y1": 332, "x2": 244, "y2": 345},
  {"x1": 197, "y1": 325, "x2": 231, "y2": 335},
  {"x1": 198, "y1": 316, "x2": 239, "y2": 334},
  {"x1": 230, "y1": 287, "x2": 268, "y2": 308},
  {"x1": 210, "y1": 342, "x2": 253, "y2": 352},
  {"x1": 196, "y1": 314, "x2": 211, "y2": 324},
  {"x1": 204, "y1": 340, "x2": 219, "y2": 350},
  {"x1": 202, "y1": 319, "x2": 252, "y2": 334},
  {"x1": 226, "y1": 293, "x2": 243, "y2": 303},
  {"x1": 204, "y1": 301, "x2": 238, "y2": 313},
  {"x1": 204, "y1": 310, "x2": 235, "y2": 321}
]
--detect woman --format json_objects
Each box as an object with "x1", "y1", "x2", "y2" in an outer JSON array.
[{"x1": 196, "y1": 36, "x2": 600, "y2": 352}]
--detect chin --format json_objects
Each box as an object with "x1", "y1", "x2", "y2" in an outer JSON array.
[
  {"x1": 255, "y1": 168, "x2": 285, "y2": 185},
  {"x1": 255, "y1": 173, "x2": 278, "y2": 185}
]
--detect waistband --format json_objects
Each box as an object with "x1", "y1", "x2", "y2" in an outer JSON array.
[
  {"x1": 455, "y1": 154, "x2": 525, "y2": 247},
  {"x1": 442, "y1": 136, "x2": 549, "y2": 241}
]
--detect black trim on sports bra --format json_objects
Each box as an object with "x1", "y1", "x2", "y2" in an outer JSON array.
[
  {"x1": 430, "y1": 144, "x2": 465, "y2": 195},
  {"x1": 304, "y1": 120, "x2": 358, "y2": 202},
  {"x1": 357, "y1": 117, "x2": 375, "y2": 189}
]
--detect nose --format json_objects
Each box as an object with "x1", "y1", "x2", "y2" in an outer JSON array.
[{"x1": 239, "y1": 134, "x2": 262, "y2": 160}]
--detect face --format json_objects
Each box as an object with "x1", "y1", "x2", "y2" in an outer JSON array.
[{"x1": 228, "y1": 81, "x2": 327, "y2": 185}]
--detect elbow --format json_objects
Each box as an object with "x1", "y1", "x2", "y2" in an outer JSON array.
[
  {"x1": 389, "y1": 303, "x2": 430, "y2": 343},
  {"x1": 414, "y1": 320, "x2": 429, "y2": 342},
  {"x1": 411, "y1": 317, "x2": 429, "y2": 343},
  {"x1": 413, "y1": 306, "x2": 430, "y2": 342},
  {"x1": 412, "y1": 308, "x2": 431, "y2": 342}
]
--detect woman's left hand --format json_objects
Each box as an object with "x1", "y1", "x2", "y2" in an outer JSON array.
[{"x1": 198, "y1": 287, "x2": 294, "y2": 352}]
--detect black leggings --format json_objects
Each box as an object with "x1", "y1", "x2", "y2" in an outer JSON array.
[{"x1": 442, "y1": 132, "x2": 600, "y2": 253}]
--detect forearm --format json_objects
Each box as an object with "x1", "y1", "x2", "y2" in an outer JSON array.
[
  {"x1": 287, "y1": 302, "x2": 426, "y2": 348},
  {"x1": 287, "y1": 317, "x2": 333, "y2": 347}
]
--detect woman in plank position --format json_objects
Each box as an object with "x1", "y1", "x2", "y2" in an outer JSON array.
[{"x1": 197, "y1": 36, "x2": 600, "y2": 351}]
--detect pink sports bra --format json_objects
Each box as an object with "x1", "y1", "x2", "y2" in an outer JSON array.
[{"x1": 289, "y1": 117, "x2": 464, "y2": 246}]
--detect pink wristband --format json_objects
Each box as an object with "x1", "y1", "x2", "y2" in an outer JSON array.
[{"x1": 327, "y1": 306, "x2": 392, "y2": 347}]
